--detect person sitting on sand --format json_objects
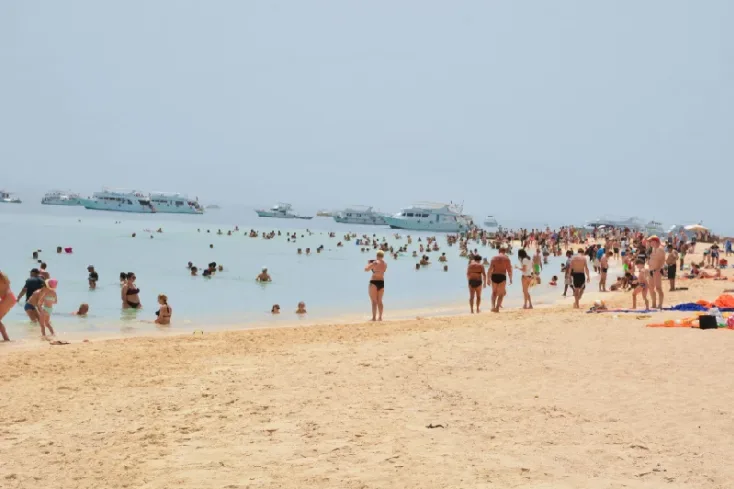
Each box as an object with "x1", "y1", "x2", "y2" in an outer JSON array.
[
  {"x1": 73, "y1": 303, "x2": 89, "y2": 316},
  {"x1": 271, "y1": 304, "x2": 280, "y2": 314},
  {"x1": 256, "y1": 268, "x2": 272, "y2": 282},
  {"x1": 296, "y1": 301, "x2": 307, "y2": 315},
  {"x1": 0, "y1": 271, "x2": 16, "y2": 341},
  {"x1": 154, "y1": 294, "x2": 172, "y2": 325}
]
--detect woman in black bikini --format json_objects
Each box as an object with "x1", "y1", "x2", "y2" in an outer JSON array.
[
  {"x1": 121, "y1": 272, "x2": 141, "y2": 309},
  {"x1": 466, "y1": 255, "x2": 486, "y2": 313},
  {"x1": 154, "y1": 294, "x2": 172, "y2": 325},
  {"x1": 365, "y1": 250, "x2": 387, "y2": 321}
]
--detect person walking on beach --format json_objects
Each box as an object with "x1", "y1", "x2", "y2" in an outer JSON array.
[
  {"x1": 0, "y1": 272, "x2": 16, "y2": 341},
  {"x1": 647, "y1": 236, "x2": 665, "y2": 309},
  {"x1": 16, "y1": 268, "x2": 45, "y2": 322},
  {"x1": 516, "y1": 249, "x2": 534, "y2": 309},
  {"x1": 365, "y1": 250, "x2": 387, "y2": 321},
  {"x1": 666, "y1": 246, "x2": 679, "y2": 292},
  {"x1": 121, "y1": 272, "x2": 141, "y2": 309},
  {"x1": 599, "y1": 251, "x2": 610, "y2": 292},
  {"x1": 569, "y1": 248, "x2": 591, "y2": 309},
  {"x1": 488, "y1": 245, "x2": 512, "y2": 313},
  {"x1": 466, "y1": 255, "x2": 486, "y2": 313},
  {"x1": 30, "y1": 279, "x2": 57, "y2": 337}
]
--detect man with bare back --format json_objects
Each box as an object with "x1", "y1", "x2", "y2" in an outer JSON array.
[
  {"x1": 569, "y1": 248, "x2": 591, "y2": 309},
  {"x1": 488, "y1": 245, "x2": 513, "y2": 313},
  {"x1": 647, "y1": 236, "x2": 665, "y2": 308}
]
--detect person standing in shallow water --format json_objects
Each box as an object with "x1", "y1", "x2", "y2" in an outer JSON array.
[
  {"x1": 365, "y1": 250, "x2": 387, "y2": 321},
  {"x1": 121, "y1": 272, "x2": 141, "y2": 309},
  {"x1": 466, "y1": 255, "x2": 486, "y2": 313}
]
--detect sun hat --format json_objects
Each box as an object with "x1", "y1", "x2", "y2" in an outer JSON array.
[{"x1": 46, "y1": 278, "x2": 58, "y2": 288}]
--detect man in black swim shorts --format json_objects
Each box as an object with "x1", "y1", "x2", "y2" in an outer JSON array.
[
  {"x1": 568, "y1": 248, "x2": 591, "y2": 309},
  {"x1": 488, "y1": 245, "x2": 513, "y2": 313}
]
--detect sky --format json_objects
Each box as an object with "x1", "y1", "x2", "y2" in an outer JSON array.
[{"x1": 1, "y1": 1, "x2": 732, "y2": 231}]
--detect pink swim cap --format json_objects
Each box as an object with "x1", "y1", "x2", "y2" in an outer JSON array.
[{"x1": 47, "y1": 278, "x2": 58, "y2": 288}]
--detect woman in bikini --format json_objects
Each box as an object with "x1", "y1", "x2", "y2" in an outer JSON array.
[
  {"x1": 0, "y1": 272, "x2": 16, "y2": 341},
  {"x1": 365, "y1": 250, "x2": 387, "y2": 321},
  {"x1": 631, "y1": 259, "x2": 650, "y2": 310},
  {"x1": 121, "y1": 272, "x2": 141, "y2": 309},
  {"x1": 154, "y1": 294, "x2": 172, "y2": 325},
  {"x1": 466, "y1": 254, "x2": 486, "y2": 313},
  {"x1": 516, "y1": 249, "x2": 534, "y2": 309}
]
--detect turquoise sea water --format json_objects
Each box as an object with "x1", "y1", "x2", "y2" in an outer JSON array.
[{"x1": 0, "y1": 203, "x2": 566, "y2": 341}]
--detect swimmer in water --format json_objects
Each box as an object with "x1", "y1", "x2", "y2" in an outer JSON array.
[
  {"x1": 296, "y1": 301, "x2": 307, "y2": 315},
  {"x1": 0, "y1": 272, "x2": 17, "y2": 341},
  {"x1": 87, "y1": 265, "x2": 98, "y2": 290},
  {"x1": 154, "y1": 294, "x2": 172, "y2": 325},
  {"x1": 256, "y1": 267, "x2": 272, "y2": 282},
  {"x1": 73, "y1": 303, "x2": 89, "y2": 316},
  {"x1": 365, "y1": 250, "x2": 387, "y2": 321},
  {"x1": 271, "y1": 304, "x2": 280, "y2": 314},
  {"x1": 122, "y1": 272, "x2": 141, "y2": 309}
]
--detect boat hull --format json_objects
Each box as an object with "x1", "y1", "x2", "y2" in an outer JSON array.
[
  {"x1": 333, "y1": 215, "x2": 387, "y2": 225},
  {"x1": 81, "y1": 199, "x2": 156, "y2": 213},
  {"x1": 42, "y1": 199, "x2": 81, "y2": 206},
  {"x1": 383, "y1": 216, "x2": 467, "y2": 232},
  {"x1": 256, "y1": 210, "x2": 311, "y2": 219},
  {"x1": 1, "y1": 199, "x2": 22, "y2": 204}
]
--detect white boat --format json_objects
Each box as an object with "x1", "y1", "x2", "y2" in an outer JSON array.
[
  {"x1": 332, "y1": 206, "x2": 387, "y2": 225},
  {"x1": 255, "y1": 203, "x2": 312, "y2": 220},
  {"x1": 483, "y1": 215, "x2": 499, "y2": 229},
  {"x1": 80, "y1": 189, "x2": 156, "y2": 213},
  {"x1": 644, "y1": 220, "x2": 665, "y2": 236},
  {"x1": 41, "y1": 190, "x2": 81, "y2": 206},
  {"x1": 383, "y1": 202, "x2": 472, "y2": 232},
  {"x1": 316, "y1": 209, "x2": 333, "y2": 217},
  {"x1": 0, "y1": 191, "x2": 21, "y2": 204},
  {"x1": 149, "y1": 192, "x2": 204, "y2": 214}
]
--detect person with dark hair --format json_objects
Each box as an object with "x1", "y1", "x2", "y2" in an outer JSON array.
[
  {"x1": 121, "y1": 272, "x2": 141, "y2": 309},
  {"x1": 466, "y1": 254, "x2": 486, "y2": 313},
  {"x1": 516, "y1": 249, "x2": 534, "y2": 309},
  {"x1": 487, "y1": 245, "x2": 512, "y2": 313},
  {"x1": 568, "y1": 248, "x2": 591, "y2": 309}
]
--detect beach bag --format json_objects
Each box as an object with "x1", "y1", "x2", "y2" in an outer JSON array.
[
  {"x1": 699, "y1": 315, "x2": 718, "y2": 330},
  {"x1": 727, "y1": 316, "x2": 734, "y2": 329}
]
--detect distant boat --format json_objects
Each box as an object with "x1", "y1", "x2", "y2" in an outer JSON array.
[
  {"x1": 255, "y1": 203, "x2": 312, "y2": 220},
  {"x1": 41, "y1": 190, "x2": 82, "y2": 206},
  {"x1": 383, "y1": 202, "x2": 471, "y2": 232},
  {"x1": 483, "y1": 215, "x2": 499, "y2": 229},
  {"x1": 332, "y1": 206, "x2": 387, "y2": 225},
  {"x1": 316, "y1": 209, "x2": 333, "y2": 217},
  {"x1": 80, "y1": 189, "x2": 203, "y2": 214},
  {"x1": 206, "y1": 204, "x2": 221, "y2": 210},
  {"x1": 0, "y1": 190, "x2": 21, "y2": 204}
]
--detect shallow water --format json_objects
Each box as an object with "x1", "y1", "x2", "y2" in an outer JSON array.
[{"x1": 1, "y1": 203, "x2": 566, "y2": 340}]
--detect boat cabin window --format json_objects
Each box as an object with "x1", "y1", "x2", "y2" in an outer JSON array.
[
  {"x1": 139, "y1": 200, "x2": 151, "y2": 205},
  {"x1": 406, "y1": 213, "x2": 414, "y2": 217},
  {"x1": 422, "y1": 214, "x2": 429, "y2": 218}
]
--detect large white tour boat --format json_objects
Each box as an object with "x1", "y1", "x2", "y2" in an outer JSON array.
[
  {"x1": 332, "y1": 206, "x2": 387, "y2": 225},
  {"x1": 255, "y1": 203, "x2": 312, "y2": 219},
  {"x1": 383, "y1": 202, "x2": 472, "y2": 232},
  {"x1": 41, "y1": 190, "x2": 82, "y2": 206},
  {"x1": 149, "y1": 192, "x2": 204, "y2": 214},
  {"x1": 80, "y1": 189, "x2": 155, "y2": 213}
]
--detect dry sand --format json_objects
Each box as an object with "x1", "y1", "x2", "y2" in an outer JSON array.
[{"x1": 1, "y1": 254, "x2": 733, "y2": 488}]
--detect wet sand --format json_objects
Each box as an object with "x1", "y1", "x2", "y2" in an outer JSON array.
[{"x1": 1, "y1": 252, "x2": 733, "y2": 488}]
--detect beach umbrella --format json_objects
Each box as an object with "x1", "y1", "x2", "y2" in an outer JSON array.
[{"x1": 684, "y1": 224, "x2": 708, "y2": 232}]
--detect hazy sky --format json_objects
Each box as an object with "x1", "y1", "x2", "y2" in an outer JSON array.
[{"x1": 2, "y1": 1, "x2": 732, "y2": 230}]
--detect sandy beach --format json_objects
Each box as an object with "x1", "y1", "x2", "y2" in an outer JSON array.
[{"x1": 2, "y1": 258, "x2": 734, "y2": 489}]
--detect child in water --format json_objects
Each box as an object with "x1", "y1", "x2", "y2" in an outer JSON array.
[
  {"x1": 296, "y1": 302, "x2": 307, "y2": 315},
  {"x1": 549, "y1": 275, "x2": 558, "y2": 286}
]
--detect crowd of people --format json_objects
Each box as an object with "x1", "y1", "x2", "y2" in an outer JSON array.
[{"x1": 0, "y1": 224, "x2": 729, "y2": 342}]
